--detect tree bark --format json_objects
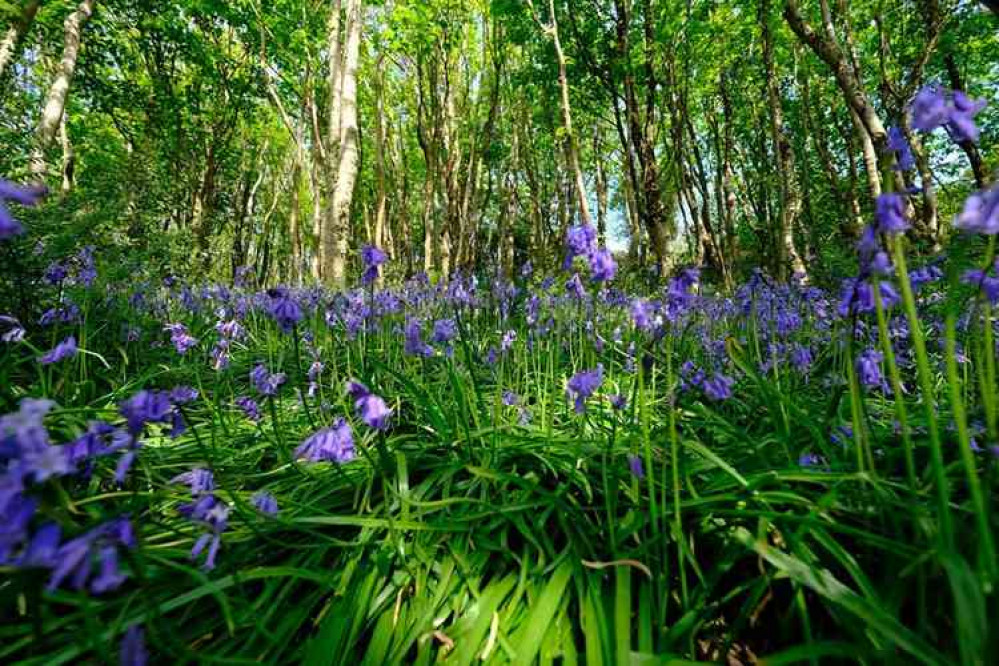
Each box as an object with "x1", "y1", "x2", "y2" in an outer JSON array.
[
  {"x1": 31, "y1": 0, "x2": 94, "y2": 181},
  {"x1": 762, "y1": 0, "x2": 807, "y2": 281},
  {"x1": 321, "y1": 0, "x2": 362, "y2": 287},
  {"x1": 0, "y1": 0, "x2": 42, "y2": 81},
  {"x1": 526, "y1": 0, "x2": 593, "y2": 228}
]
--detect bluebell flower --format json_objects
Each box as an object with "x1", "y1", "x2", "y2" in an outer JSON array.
[
  {"x1": 38, "y1": 336, "x2": 77, "y2": 364},
  {"x1": 954, "y1": 185, "x2": 999, "y2": 235},
  {"x1": 235, "y1": 396, "x2": 261, "y2": 421},
  {"x1": 251, "y1": 491, "x2": 279, "y2": 516},
  {"x1": 856, "y1": 349, "x2": 884, "y2": 388},
  {"x1": 346, "y1": 381, "x2": 392, "y2": 430},
  {"x1": 170, "y1": 468, "x2": 214, "y2": 496},
  {"x1": 164, "y1": 323, "x2": 198, "y2": 355},
  {"x1": 0, "y1": 179, "x2": 46, "y2": 240},
  {"x1": 361, "y1": 245, "x2": 388, "y2": 284},
  {"x1": 250, "y1": 363, "x2": 286, "y2": 397},
  {"x1": 295, "y1": 419, "x2": 355, "y2": 463},
  {"x1": 589, "y1": 248, "x2": 617, "y2": 282},
  {"x1": 567, "y1": 365, "x2": 603, "y2": 413},
  {"x1": 702, "y1": 373, "x2": 735, "y2": 401},
  {"x1": 431, "y1": 318, "x2": 457, "y2": 344},
  {"x1": 404, "y1": 318, "x2": 433, "y2": 357},
  {"x1": 267, "y1": 288, "x2": 303, "y2": 333},
  {"x1": 0, "y1": 314, "x2": 25, "y2": 342},
  {"x1": 875, "y1": 193, "x2": 909, "y2": 235},
  {"x1": 628, "y1": 454, "x2": 644, "y2": 479},
  {"x1": 120, "y1": 390, "x2": 173, "y2": 436},
  {"x1": 120, "y1": 625, "x2": 147, "y2": 666},
  {"x1": 886, "y1": 126, "x2": 914, "y2": 171},
  {"x1": 564, "y1": 224, "x2": 597, "y2": 270}
]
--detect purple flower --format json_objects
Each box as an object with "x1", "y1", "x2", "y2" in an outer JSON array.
[
  {"x1": 502, "y1": 390, "x2": 520, "y2": 406},
  {"x1": 47, "y1": 518, "x2": 135, "y2": 593},
  {"x1": 164, "y1": 323, "x2": 198, "y2": 355},
  {"x1": 120, "y1": 625, "x2": 148, "y2": 666},
  {"x1": 295, "y1": 419, "x2": 355, "y2": 463},
  {"x1": 346, "y1": 380, "x2": 392, "y2": 430},
  {"x1": 431, "y1": 319, "x2": 457, "y2": 344},
  {"x1": 0, "y1": 179, "x2": 46, "y2": 240},
  {"x1": 267, "y1": 288, "x2": 303, "y2": 333},
  {"x1": 170, "y1": 468, "x2": 214, "y2": 496},
  {"x1": 609, "y1": 394, "x2": 628, "y2": 410},
  {"x1": 235, "y1": 396, "x2": 261, "y2": 421},
  {"x1": 628, "y1": 454, "x2": 644, "y2": 480},
  {"x1": 251, "y1": 491, "x2": 279, "y2": 516},
  {"x1": 886, "y1": 126, "x2": 914, "y2": 171},
  {"x1": 0, "y1": 314, "x2": 25, "y2": 343},
  {"x1": 361, "y1": 245, "x2": 388, "y2": 284},
  {"x1": 404, "y1": 318, "x2": 433, "y2": 357},
  {"x1": 38, "y1": 336, "x2": 77, "y2": 364},
  {"x1": 798, "y1": 452, "x2": 824, "y2": 468},
  {"x1": 564, "y1": 224, "x2": 597, "y2": 269},
  {"x1": 120, "y1": 390, "x2": 172, "y2": 436},
  {"x1": 948, "y1": 91, "x2": 987, "y2": 143},
  {"x1": 169, "y1": 386, "x2": 199, "y2": 405},
  {"x1": 589, "y1": 248, "x2": 617, "y2": 282},
  {"x1": 910, "y1": 84, "x2": 987, "y2": 143},
  {"x1": 875, "y1": 193, "x2": 909, "y2": 235},
  {"x1": 910, "y1": 85, "x2": 950, "y2": 132},
  {"x1": 250, "y1": 363, "x2": 286, "y2": 397},
  {"x1": 567, "y1": 365, "x2": 603, "y2": 413},
  {"x1": 500, "y1": 330, "x2": 517, "y2": 352},
  {"x1": 856, "y1": 349, "x2": 883, "y2": 388},
  {"x1": 954, "y1": 185, "x2": 999, "y2": 235},
  {"x1": 630, "y1": 299, "x2": 652, "y2": 330},
  {"x1": 703, "y1": 373, "x2": 735, "y2": 401},
  {"x1": 565, "y1": 273, "x2": 585, "y2": 299}
]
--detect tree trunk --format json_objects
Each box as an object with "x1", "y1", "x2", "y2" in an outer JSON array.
[
  {"x1": 321, "y1": 0, "x2": 362, "y2": 287},
  {"x1": 31, "y1": 0, "x2": 94, "y2": 181},
  {"x1": 527, "y1": 0, "x2": 593, "y2": 228},
  {"x1": 59, "y1": 111, "x2": 74, "y2": 195},
  {"x1": 0, "y1": 0, "x2": 42, "y2": 81},
  {"x1": 762, "y1": 0, "x2": 807, "y2": 281}
]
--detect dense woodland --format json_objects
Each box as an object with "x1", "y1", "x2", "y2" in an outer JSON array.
[
  {"x1": 3, "y1": 2, "x2": 999, "y2": 665},
  {"x1": 1, "y1": 0, "x2": 995, "y2": 286}
]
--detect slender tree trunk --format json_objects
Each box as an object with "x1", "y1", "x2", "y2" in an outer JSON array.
[
  {"x1": 0, "y1": 0, "x2": 41, "y2": 81},
  {"x1": 527, "y1": 0, "x2": 593, "y2": 228},
  {"x1": 762, "y1": 0, "x2": 806, "y2": 281},
  {"x1": 321, "y1": 0, "x2": 362, "y2": 287},
  {"x1": 59, "y1": 112, "x2": 74, "y2": 195},
  {"x1": 31, "y1": 0, "x2": 94, "y2": 181}
]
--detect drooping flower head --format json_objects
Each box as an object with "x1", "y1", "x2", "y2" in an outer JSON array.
[
  {"x1": 346, "y1": 380, "x2": 392, "y2": 430},
  {"x1": 886, "y1": 126, "x2": 914, "y2": 171},
  {"x1": 0, "y1": 179, "x2": 46, "y2": 240},
  {"x1": 361, "y1": 245, "x2": 388, "y2": 285},
  {"x1": 856, "y1": 348, "x2": 884, "y2": 388},
  {"x1": 170, "y1": 468, "x2": 215, "y2": 496},
  {"x1": 564, "y1": 224, "x2": 597, "y2": 270},
  {"x1": 589, "y1": 248, "x2": 617, "y2": 282},
  {"x1": 295, "y1": 419, "x2": 355, "y2": 463},
  {"x1": 250, "y1": 363, "x2": 286, "y2": 397},
  {"x1": 954, "y1": 184, "x2": 999, "y2": 235},
  {"x1": 910, "y1": 84, "x2": 987, "y2": 143},
  {"x1": 38, "y1": 336, "x2": 77, "y2": 365},
  {"x1": 251, "y1": 491, "x2": 279, "y2": 516},
  {"x1": 267, "y1": 288, "x2": 303, "y2": 333},
  {"x1": 164, "y1": 323, "x2": 198, "y2": 355},
  {"x1": 874, "y1": 193, "x2": 909, "y2": 235},
  {"x1": 567, "y1": 365, "x2": 604, "y2": 413}
]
